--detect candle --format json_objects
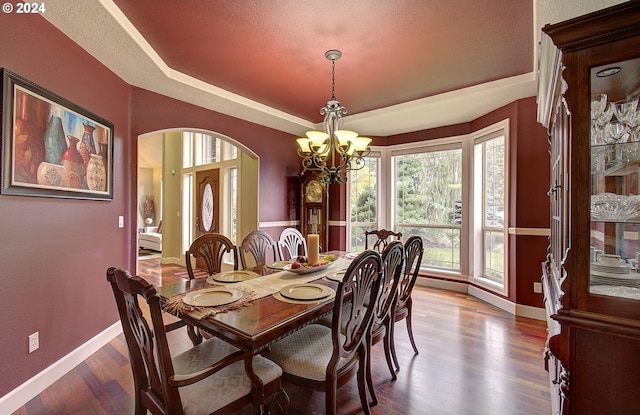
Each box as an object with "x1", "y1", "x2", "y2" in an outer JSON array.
[{"x1": 308, "y1": 234, "x2": 319, "y2": 265}]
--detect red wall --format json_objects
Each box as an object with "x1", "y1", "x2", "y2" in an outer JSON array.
[
  {"x1": 0, "y1": 15, "x2": 131, "y2": 396},
  {"x1": 0, "y1": 12, "x2": 551, "y2": 403}
]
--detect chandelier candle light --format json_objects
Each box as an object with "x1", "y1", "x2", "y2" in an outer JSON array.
[{"x1": 297, "y1": 50, "x2": 371, "y2": 184}]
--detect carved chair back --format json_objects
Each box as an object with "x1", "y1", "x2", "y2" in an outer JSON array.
[
  {"x1": 364, "y1": 229, "x2": 403, "y2": 253},
  {"x1": 185, "y1": 233, "x2": 238, "y2": 279}
]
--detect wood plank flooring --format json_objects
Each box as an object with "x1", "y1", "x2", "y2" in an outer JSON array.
[{"x1": 12, "y1": 258, "x2": 551, "y2": 414}]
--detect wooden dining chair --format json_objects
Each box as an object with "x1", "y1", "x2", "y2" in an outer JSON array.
[
  {"x1": 106, "y1": 267, "x2": 289, "y2": 415},
  {"x1": 267, "y1": 250, "x2": 383, "y2": 415},
  {"x1": 390, "y1": 235, "x2": 424, "y2": 372},
  {"x1": 239, "y1": 230, "x2": 278, "y2": 268},
  {"x1": 277, "y1": 227, "x2": 307, "y2": 261},
  {"x1": 185, "y1": 233, "x2": 238, "y2": 280},
  {"x1": 184, "y1": 233, "x2": 238, "y2": 344},
  {"x1": 364, "y1": 229, "x2": 403, "y2": 253},
  {"x1": 366, "y1": 240, "x2": 404, "y2": 404}
]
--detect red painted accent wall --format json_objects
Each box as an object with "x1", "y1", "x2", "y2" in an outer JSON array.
[
  {"x1": 0, "y1": 15, "x2": 131, "y2": 396},
  {"x1": 0, "y1": 12, "x2": 550, "y2": 404}
]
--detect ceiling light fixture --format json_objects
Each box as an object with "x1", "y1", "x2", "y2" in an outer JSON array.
[
  {"x1": 296, "y1": 50, "x2": 371, "y2": 184},
  {"x1": 596, "y1": 66, "x2": 621, "y2": 77}
]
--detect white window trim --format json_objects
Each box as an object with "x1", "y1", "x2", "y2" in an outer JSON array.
[
  {"x1": 469, "y1": 119, "x2": 510, "y2": 297},
  {"x1": 352, "y1": 120, "x2": 510, "y2": 297}
]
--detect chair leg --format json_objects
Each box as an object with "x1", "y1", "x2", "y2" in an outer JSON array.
[
  {"x1": 406, "y1": 301, "x2": 419, "y2": 355},
  {"x1": 390, "y1": 317, "x2": 400, "y2": 372},
  {"x1": 326, "y1": 378, "x2": 338, "y2": 415},
  {"x1": 357, "y1": 349, "x2": 372, "y2": 415},
  {"x1": 383, "y1": 325, "x2": 397, "y2": 380},
  {"x1": 365, "y1": 337, "x2": 378, "y2": 406}
]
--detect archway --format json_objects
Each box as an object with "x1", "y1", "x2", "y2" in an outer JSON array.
[{"x1": 136, "y1": 128, "x2": 259, "y2": 271}]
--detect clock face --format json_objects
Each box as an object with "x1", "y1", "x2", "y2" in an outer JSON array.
[{"x1": 306, "y1": 180, "x2": 323, "y2": 203}]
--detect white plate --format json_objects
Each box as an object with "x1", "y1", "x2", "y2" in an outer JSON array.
[
  {"x1": 326, "y1": 270, "x2": 347, "y2": 282},
  {"x1": 279, "y1": 283, "x2": 334, "y2": 300},
  {"x1": 283, "y1": 262, "x2": 332, "y2": 274},
  {"x1": 208, "y1": 270, "x2": 258, "y2": 283},
  {"x1": 345, "y1": 252, "x2": 358, "y2": 259},
  {"x1": 182, "y1": 287, "x2": 243, "y2": 307},
  {"x1": 266, "y1": 261, "x2": 291, "y2": 270}
]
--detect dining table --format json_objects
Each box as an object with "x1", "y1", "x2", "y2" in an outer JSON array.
[{"x1": 156, "y1": 252, "x2": 355, "y2": 411}]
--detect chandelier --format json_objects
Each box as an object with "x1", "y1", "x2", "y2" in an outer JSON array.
[{"x1": 297, "y1": 50, "x2": 371, "y2": 184}]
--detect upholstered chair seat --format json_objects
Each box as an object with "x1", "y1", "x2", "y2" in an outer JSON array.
[
  {"x1": 175, "y1": 337, "x2": 283, "y2": 415},
  {"x1": 268, "y1": 325, "x2": 356, "y2": 382}
]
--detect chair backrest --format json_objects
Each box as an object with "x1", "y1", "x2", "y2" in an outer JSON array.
[
  {"x1": 396, "y1": 236, "x2": 423, "y2": 311},
  {"x1": 375, "y1": 240, "x2": 404, "y2": 327},
  {"x1": 364, "y1": 229, "x2": 403, "y2": 253},
  {"x1": 106, "y1": 267, "x2": 183, "y2": 414},
  {"x1": 277, "y1": 227, "x2": 307, "y2": 261},
  {"x1": 186, "y1": 233, "x2": 238, "y2": 279},
  {"x1": 239, "y1": 230, "x2": 278, "y2": 268},
  {"x1": 330, "y1": 250, "x2": 383, "y2": 368}
]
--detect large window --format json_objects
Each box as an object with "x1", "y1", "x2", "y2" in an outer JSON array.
[
  {"x1": 474, "y1": 133, "x2": 507, "y2": 285},
  {"x1": 345, "y1": 121, "x2": 508, "y2": 296},
  {"x1": 349, "y1": 156, "x2": 379, "y2": 252},
  {"x1": 393, "y1": 146, "x2": 462, "y2": 271}
]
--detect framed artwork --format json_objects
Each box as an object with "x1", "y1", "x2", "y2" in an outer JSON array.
[{"x1": 1, "y1": 69, "x2": 114, "y2": 200}]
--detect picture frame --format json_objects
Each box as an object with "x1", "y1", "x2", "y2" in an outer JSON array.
[{"x1": 1, "y1": 68, "x2": 114, "y2": 200}]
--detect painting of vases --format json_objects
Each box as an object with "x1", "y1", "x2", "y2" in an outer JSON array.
[{"x1": 1, "y1": 69, "x2": 114, "y2": 200}]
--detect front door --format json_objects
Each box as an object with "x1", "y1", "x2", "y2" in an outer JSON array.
[{"x1": 195, "y1": 168, "x2": 219, "y2": 238}]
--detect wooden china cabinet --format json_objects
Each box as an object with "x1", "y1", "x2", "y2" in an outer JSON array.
[{"x1": 537, "y1": 3, "x2": 640, "y2": 415}]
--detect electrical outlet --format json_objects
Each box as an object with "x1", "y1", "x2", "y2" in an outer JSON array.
[
  {"x1": 533, "y1": 282, "x2": 542, "y2": 294},
  {"x1": 28, "y1": 332, "x2": 39, "y2": 353}
]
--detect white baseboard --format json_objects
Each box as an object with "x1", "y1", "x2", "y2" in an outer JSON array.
[
  {"x1": 516, "y1": 303, "x2": 547, "y2": 321},
  {"x1": 0, "y1": 322, "x2": 122, "y2": 415},
  {"x1": 418, "y1": 277, "x2": 545, "y2": 321}
]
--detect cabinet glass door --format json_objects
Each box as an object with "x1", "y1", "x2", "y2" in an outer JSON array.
[{"x1": 590, "y1": 57, "x2": 640, "y2": 300}]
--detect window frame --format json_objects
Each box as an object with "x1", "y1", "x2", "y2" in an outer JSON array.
[{"x1": 347, "y1": 120, "x2": 509, "y2": 296}]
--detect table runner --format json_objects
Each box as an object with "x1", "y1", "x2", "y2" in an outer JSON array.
[{"x1": 163, "y1": 256, "x2": 352, "y2": 320}]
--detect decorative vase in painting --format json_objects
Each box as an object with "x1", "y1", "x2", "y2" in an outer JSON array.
[
  {"x1": 86, "y1": 153, "x2": 106, "y2": 191},
  {"x1": 43, "y1": 114, "x2": 66, "y2": 165},
  {"x1": 79, "y1": 123, "x2": 96, "y2": 167},
  {"x1": 37, "y1": 161, "x2": 67, "y2": 187},
  {"x1": 13, "y1": 90, "x2": 45, "y2": 183},
  {"x1": 60, "y1": 135, "x2": 85, "y2": 189}
]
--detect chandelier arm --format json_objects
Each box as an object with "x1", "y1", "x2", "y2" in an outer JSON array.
[{"x1": 296, "y1": 49, "x2": 371, "y2": 185}]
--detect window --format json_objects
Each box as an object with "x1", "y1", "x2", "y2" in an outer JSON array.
[
  {"x1": 393, "y1": 146, "x2": 462, "y2": 271},
  {"x1": 349, "y1": 156, "x2": 379, "y2": 252},
  {"x1": 474, "y1": 133, "x2": 507, "y2": 285}
]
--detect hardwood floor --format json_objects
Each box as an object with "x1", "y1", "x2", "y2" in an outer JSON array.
[{"x1": 12, "y1": 257, "x2": 551, "y2": 414}]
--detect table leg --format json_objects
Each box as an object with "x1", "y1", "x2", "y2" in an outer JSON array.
[{"x1": 244, "y1": 358, "x2": 266, "y2": 413}]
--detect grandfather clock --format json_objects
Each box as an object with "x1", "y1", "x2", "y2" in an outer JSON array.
[{"x1": 300, "y1": 173, "x2": 328, "y2": 251}]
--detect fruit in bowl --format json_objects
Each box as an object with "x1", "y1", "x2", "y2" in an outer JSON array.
[{"x1": 290, "y1": 254, "x2": 337, "y2": 269}]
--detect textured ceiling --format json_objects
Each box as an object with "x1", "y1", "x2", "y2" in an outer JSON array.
[
  {"x1": 41, "y1": 0, "x2": 627, "y2": 145},
  {"x1": 112, "y1": 0, "x2": 533, "y2": 123}
]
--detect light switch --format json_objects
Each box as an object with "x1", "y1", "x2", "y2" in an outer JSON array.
[{"x1": 118, "y1": 216, "x2": 124, "y2": 228}]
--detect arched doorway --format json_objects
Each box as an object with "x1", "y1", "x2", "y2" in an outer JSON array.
[{"x1": 136, "y1": 129, "x2": 259, "y2": 272}]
